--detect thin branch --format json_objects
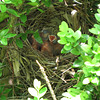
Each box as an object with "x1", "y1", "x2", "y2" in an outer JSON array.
[{"x1": 36, "y1": 60, "x2": 57, "y2": 100}]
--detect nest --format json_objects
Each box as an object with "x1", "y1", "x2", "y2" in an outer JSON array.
[{"x1": 5, "y1": 2, "x2": 95, "y2": 100}]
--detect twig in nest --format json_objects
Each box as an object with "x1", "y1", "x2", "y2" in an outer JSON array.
[{"x1": 36, "y1": 60, "x2": 57, "y2": 100}]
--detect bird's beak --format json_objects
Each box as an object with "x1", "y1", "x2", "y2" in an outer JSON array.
[{"x1": 49, "y1": 35, "x2": 57, "y2": 43}]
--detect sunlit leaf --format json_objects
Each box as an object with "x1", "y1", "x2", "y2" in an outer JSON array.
[
  {"x1": 73, "y1": 59, "x2": 83, "y2": 68},
  {"x1": 91, "y1": 77, "x2": 99, "y2": 85},
  {"x1": 71, "y1": 48, "x2": 80, "y2": 55},
  {"x1": 30, "y1": 0, "x2": 36, "y2": 2},
  {"x1": 94, "y1": 24, "x2": 100, "y2": 31},
  {"x1": 0, "y1": 5, "x2": 7, "y2": 13},
  {"x1": 95, "y1": 13, "x2": 100, "y2": 22},
  {"x1": 5, "y1": 33, "x2": 16, "y2": 38},
  {"x1": 73, "y1": 30, "x2": 81, "y2": 41},
  {"x1": 59, "y1": 0, "x2": 63, "y2": 2},
  {"x1": 64, "y1": 43, "x2": 72, "y2": 50},
  {"x1": 83, "y1": 78, "x2": 90, "y2": 84},
  {"x1": 80, "y1": 43, "x2": 91, "y2": 53},
  {"x1": 89, "y1": 28, "x2": 100, "y2": 35},
  {"x1": 1, "y1": 38, "x2": 7, "y2": 45},
  {"x1": 94, "y1": 54, "x2": 100, "y2": 60},
  {"x1": 34, "y1": 79, "x2": 41, "y2": 90},
  {"x1": 0, "y1": 29, "x2": 9, "y2": 36},
  {"x1": 28, "y1": 87, "x2": 37, "y2": 97},
  {"x1": 96, "y1": 70, "x2": 100, "y2": 76},
  {"x1": 80, "y1": 91, "x2": 90, "y2": 100},
  {"x1": 88, "y1": 37, "x2": 92, "y2": 47},
  {"x1": 57, "y1": 32, "x2": 66, "y2": 37},
  {"x1": 58, "y1": 37, "x2": 67, "y2": 44},
  {"x1": 59, "y1": 21, "x2": 68, "y2": 32}
]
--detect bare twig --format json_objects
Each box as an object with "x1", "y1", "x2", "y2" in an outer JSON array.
[{"x1": 36, "y1": 60, "x2": 57, "y2": 100}]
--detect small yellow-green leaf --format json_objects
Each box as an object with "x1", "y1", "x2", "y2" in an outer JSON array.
[{"x1": 59, "y1": 21, "x2": 68, "y2": 32}]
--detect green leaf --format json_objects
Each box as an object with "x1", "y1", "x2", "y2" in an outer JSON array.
[
  {"x1": 66, "y1": 37, "x2": 75, "y2": 42},
  {"x1": 33, "y1": 31, "x2": 43, "y2": 44},
  {"x1": 37, "y1": 8, "x2": 45, "y2": 13},
  {"x1": 27, "y1": 2, "x2": 39, "y2": 6},
  {"x1": 16, "y1": 39, "x2": 23, "y2": 48},
  {"x1": 80, "y1": 43, "x2": 91, "y2": 53},
  {"x1": 88, "y1": 37, "x2": 92, "y2": 47},
  {"x1": 3, "y1": 88, "x2": 11, "y2": 94},
  {"x1": 20, "y1": 15, "x2": 27, "y2": 23},
  {"x1": 73, "y1": 30, "x2": 81, "y2": 41},
  {"x1": 61, "y1": 48, "x2": 70, "y2": 54},
  {"x1": 58, "y1": 37, "x2": 67, "y2": 44},
  {"x1": 91, "y1": 77, "x2": 99, "y2": 86},
  {"x1": 85, "y1": 85, "x2": 94, "y2": 92},
  {"x1": 0, "y1": 5, "x2": 7, "y2": 13},
  {"x1": 0, "y1": 69, "x2": 2, "y2": 77},
  {"x1": 1, "y1": 38, "x2": 8, "y2": 45},
  {"x1": 34, "y1": 79, "x2": 41, "y2": 90},
  {"x1": 0, "y1": 86, "x2": 4, "y2": 94},
  {"x1": 73, "y1": 59, "x2": 83, "y2": 68},
  {"x1": 0, "y1": 12, "x2": 9, "y2": 22},
  {"x1": 5, "y1": 33, "x2": 16, "y2": 38},
  {"x1": 3, "y1": 0, "x2": 12, "y2": 4},
  {"x1": 93, "y1": 43, "x2": 99, "y2": 51},
  {"x1": 28, "y1": 87, "x2": 37, "y2": 97},
  {"x1": 83, "y1": 78, "x2": 90, "y2": 84},
  {"x1": 21, "y1": 34, "x2": 27, "y2": 41},
  {"x1": 57, "y1": 32, "x2": 66, "y2": 37},
  {"x1": 42, "y1": 0, "x2": 51, "y2": 7},
  {"x1": 30, "y1": 0, "x2": 36, "y2": 2},
  {"x1": 0, "y1": 95, "x2": 6, "y2": 100},
  {"x1": 7, "y1": 8, "x2": 20, "y2": 17},
  {"x1": 84, "y1": 61, "x2": 94, "y2": 67},
  {"x1": 59, "y1": 21, "x2": 68, "y2": 32},
  {"x1": 64, "y1": 43, "x2": 72, "y2": 50},
  {"x1": 10, "y1": 0, "x2": 22, "y2": 6},
  {"x1": 96, "y1": 70, "x2": 100, "y2": 76},
  {"x1": 0, "y1": 29, "x2": 9, "y2": 36},
  {"x1": 68, "y1": 88, "x2": 81, "y2": 97},
  {"x1": 94, "y1": 24, "x2": 100, "y2": 31},
  {"x1": 34, "y1": 97, "x2": 38, "y2": 100},
  {"x1": 97, "y1": 9, "x2": 100, "y2": 13},
  {"x1": 71, "y1": 48, "x2": 80, "y2": 55},
  {"x1": 89, "y1": 28, "x2": 100, "y2": 35},
  {"x1": 39, "y1": 87, "x2": 47, "y2": 98},
  {"x1": 95, "y1": 13, "x2": 100, "y2": 22},
  {"x1": 94, "y1": 54, "x2": 100, "y2": 60},
  {"x1": 80, "y1": 91, "x2": 90, "y2": 100},
  {"x1": 59, "y1": 0, "x2": 63, "y2": 2}
]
